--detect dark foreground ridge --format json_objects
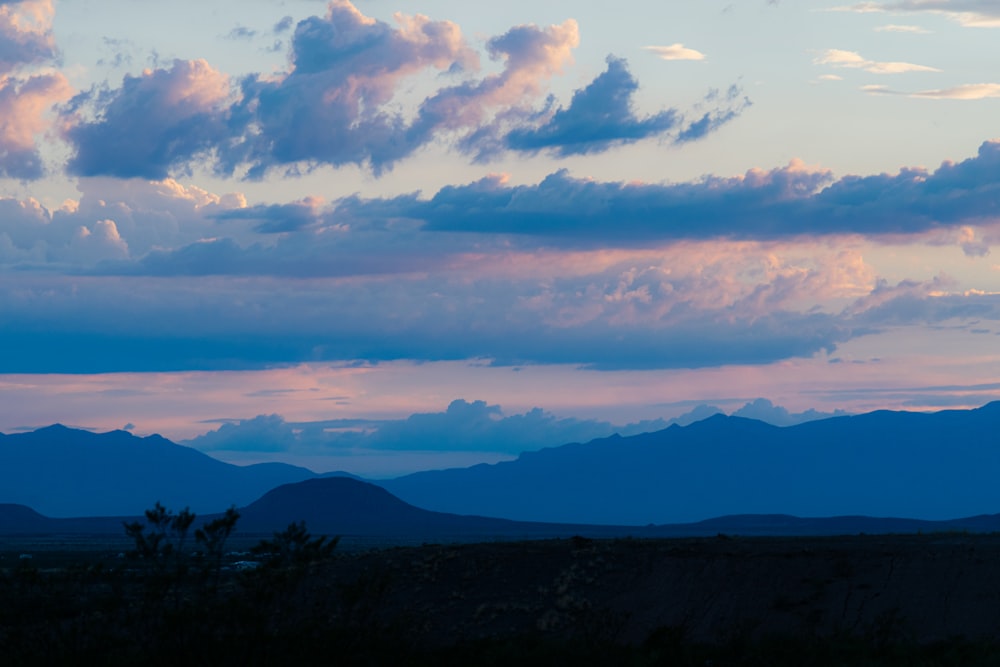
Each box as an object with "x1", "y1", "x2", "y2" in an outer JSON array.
[{"x1": 7, "y1": 531, "x2": 1000, "y2": 665}]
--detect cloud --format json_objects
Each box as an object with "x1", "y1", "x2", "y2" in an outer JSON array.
[
  {"x1": 226, "y1": 25, "x2": 256, "y2": 41},
  {"x1": 66, "y1": 2, "x2": 706, "y2": 179},
  {"x1": 15, "y1": 139, "x2": 1000, "y2": 278},
  {"x1": 863, "y1": 82, "x2": 1000, "y2": 98},
  {"x1": 63, "y1": 59, "x2": 232, "y2": 179},
  {"x1": 836, "y1": 1, "x2": 1000, "y2": 28},
  {"x1": 675, "y1": 85, "x2": 751, "y2": 143},
  {"x1": 731, "y1": 398, "x2": 848, "y2": 425},
  {"x1": 643, "y1": 43, "x2": 706, "y2": 61},
  {"x1": 0, "y1": 0, "x2": 58, "y2": 75},
  {"x1": 379, "y1": 17, "x2": 582, "y2": 166},
  {"x1": 813, "y1": 48, "x2": 939, "y2": 74},
  {"x1": 0, "y1": 1, "x2": 70, "y2": 179},
  {"x1": 0, "y1": 237, "x2": 874, "y2": 373},
  {"x1": 217, "y1": 0, "x2": 481, "y2": 176},
  {"x1": 0, "y1": 177, "x2": 246, "y2": 268},
  {"x1": 0, "y1": 72, "x2": 71, "y2": 178},
  {"x1": 211, "y1": 196, "x2": 324, "y2": 234},
  {"x1": 183, "y1": 400, "x2": 655, "y2": 456},
  {"x1": 500, "y1": 56, "x2": 681, "y2": 156},
  {"x1": 874, "y1": 23, "x2": 932, "y2": 32},
  {"x1": 335, "y1": 140, "x2": 1000, "y2": 245},
  {"x1": 183, "y1": 397, "x2": 841, "y2": 459},
  {"x1": 273, "y1": 16, "x2": 293, "y2": 34}
]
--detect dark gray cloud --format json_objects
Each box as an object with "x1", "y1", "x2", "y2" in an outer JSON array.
[
  {"x1": 211, "y1": 197, "x2": 323, "y2": 233},
  {"x1": 334, "y1": 139, "x2": 1000, "y2": 244},
  {"x1": 0, "y1": 263, "x2": 856, "y2": 373},
  {"x1": 502, "y1": 56, "x2": 680, "y2": 156}
]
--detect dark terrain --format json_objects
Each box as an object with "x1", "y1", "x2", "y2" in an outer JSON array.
[{"x1": 7, "y1": 530, "x2": 1000, "y2": 665}]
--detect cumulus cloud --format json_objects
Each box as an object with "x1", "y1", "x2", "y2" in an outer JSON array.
[
  {"x1": 0, "y1": 177, "x2": 246, "y2": 268},
  {"x1": 183, "y1": 397, "x2": 842, "y2": 459},
  {"x1": 64, "y1": 59, "x2": 232, "y2": 179},
  {"x1": 643, "y1": 43, "x2": 706, "y2": 61},
  {"x1": 844, "y1": 275, "x2": 1000, "y2": 328},
  {"x1": 64, "y1": 2, "x2": 727, "y2": 179},
  {"x1": 217, "y1": 0, "x2": 480, "y2": 176},
  {"x1": 813, "y1": 48, "x2": 939, "y2": 74},
  {"x1": 836, "y1": 1, "x2": 1000, "y2": 28},
  {"x1": 731, "y1": 398, "x2": 848, "y2": 425},
  {"x1": 0, "y1": 0, "x2": 58, "y2": 75},
  {"x1": 0, "y1": 0, "x2": 70, "y2": 179},
  {"x1": 0, "y1": 72, "x2": 71, "y2": 178}
]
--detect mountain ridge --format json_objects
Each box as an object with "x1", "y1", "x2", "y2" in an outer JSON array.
[
  {"x1": 380, "y1": 401, "x2": 1000, "y2": 524},
  {"x1": 3, "y1": 402, "x2": 999, "y2": 525}
]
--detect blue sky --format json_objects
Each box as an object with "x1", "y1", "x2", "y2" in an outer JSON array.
[{"x1": 1, "y1": 0, "x2": 999, "y2": 475}]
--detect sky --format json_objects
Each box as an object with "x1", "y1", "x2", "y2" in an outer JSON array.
[{"x1": 1, "y1": 0, "x2": 999, "y2": 476}]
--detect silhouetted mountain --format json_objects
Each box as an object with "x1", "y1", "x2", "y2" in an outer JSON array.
[
  {"x1": 7, "y1": 484, "x2": 1000, "y2": 539},
  {"x1": 238, "y1": 477, "x2": 590, "y2": 537},
  {"x1": 381, "y1": 402, "x2": 1000, "y2": 525},
  {"x1": 0, "y1": 424, "x2": 315, "y2": 517}
]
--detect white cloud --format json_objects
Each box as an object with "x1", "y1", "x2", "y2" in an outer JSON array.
[
  {"x1": 836, "y1": 2, "x2": 1000, "y2": 28},
  {"x1": 814, "y1": 48, "x2": 940, "y2": 74},
  {"x1": 874, "y1": 23, "x2": 932, "y2": 32},
  {"x1": 911, "y1": 83, "x2": 1000, "y2": 99},
  {"x1": 643, "y1": 43, "x2": 706, "y2": 61}
]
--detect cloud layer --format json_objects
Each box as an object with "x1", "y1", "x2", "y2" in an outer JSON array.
[{"x1": 57, "y1": 1, "x2": 743, "y2": 179}]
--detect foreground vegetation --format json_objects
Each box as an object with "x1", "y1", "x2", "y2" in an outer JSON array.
[{"x1": 5, "y1": 506, "x2": 1000, "y2": 665}]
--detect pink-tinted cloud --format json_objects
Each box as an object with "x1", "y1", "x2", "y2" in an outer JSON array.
[
  {"x1": 813, "y1": 48, "x2": 939, "y2": 74},
  {"x1": 0, "y1": 0, "x2": 57, "y2": 75},
  {"x1": 0, "y1": 1, "x2": 68, "y2": 179},
  {"x1": 61, "y1": 2, "x2": 738, "y2": 179},
  {"x1": 0, "y1": 177, "x2": 245, "y2": 267},
  {"x1": 863, "y1": 82, "x2": 1000, "y2": 99},
  {"x1": 0, "y1": 71, "x2": 71, "y2": 178},
  {"x1": 64, "y1": 59, "x2": 231, "y2": 179},
  {"x1": 219, "y1": 1, "x2": 480, "y2": 176}
]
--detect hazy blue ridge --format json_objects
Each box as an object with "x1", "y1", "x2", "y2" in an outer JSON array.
[{"x1": 380, "y1": 402, "x2": 1000, "y2": 524}]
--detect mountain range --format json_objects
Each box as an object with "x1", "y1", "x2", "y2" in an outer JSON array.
[
  {"x1": 1, "y1": 403, "x2": 999, "y2": 530},
  {"x1": 382, "y1": 402, "x2": 1000, "y2": 524},
  {"x1": 0, "y1": 424, "x2": 313, "y2": 517}
]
